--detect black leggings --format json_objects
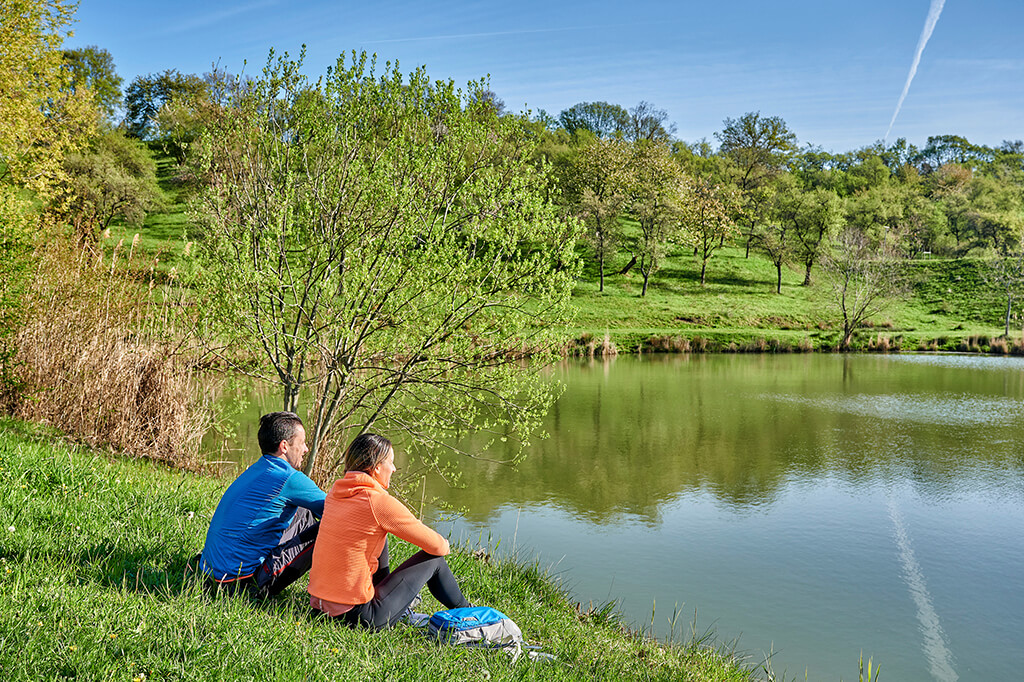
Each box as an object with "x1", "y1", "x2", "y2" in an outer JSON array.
[{"x1": 341, "y1": 539, "x2": 469, "y2": 629}]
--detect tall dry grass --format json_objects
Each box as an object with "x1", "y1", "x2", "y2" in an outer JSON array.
[{"x1": 8, "y1": 236, "x2": 213, "y2": 469}]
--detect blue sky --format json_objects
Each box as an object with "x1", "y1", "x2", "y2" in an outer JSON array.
[{"x1": 68, "y1": 0, "x2": 1023, "y2": 153}]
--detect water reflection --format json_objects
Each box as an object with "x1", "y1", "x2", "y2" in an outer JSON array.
[{"x1": 432, "y1": 354, "x2": 1024, "y2": 523}]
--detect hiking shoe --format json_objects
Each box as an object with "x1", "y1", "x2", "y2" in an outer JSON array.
[{"x1": 399, "y1": 593, "x2": 424, "y2": 624}]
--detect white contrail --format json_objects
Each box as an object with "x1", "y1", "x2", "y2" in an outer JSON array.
[{"x1": 885, "y1": 0, "x2": 947, "y2": 141}]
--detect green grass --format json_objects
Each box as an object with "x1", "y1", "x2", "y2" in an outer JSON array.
[
  {"x1": 0, "y1": 418, "x2": 752, "y2": 681},
  {"x1": 102, "y1": 146, "x2": 192, "y2": 275},
  {"x1": 571, "y1": 243, "x2": 1009, "y2": 352}
]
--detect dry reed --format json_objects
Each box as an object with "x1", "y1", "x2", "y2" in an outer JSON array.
[{"x1": 8, "y1": 239, "x2": 213, "y2": 470}]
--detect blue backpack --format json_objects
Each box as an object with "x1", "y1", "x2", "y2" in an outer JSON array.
[{"x1": 427, "y1": 606, "x2": 524, "y2": 650}]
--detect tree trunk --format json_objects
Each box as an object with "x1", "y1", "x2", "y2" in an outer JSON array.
[
  {"x1": 1005, "y1": 293, "x2": 1013, "y2": 338},
  {"x1": 641, "y1": 269, "x2": 650, "y2": 297},
  {"x1": 598, "y1": 251, "x2": 605, "y2": 292},
  {"x1": 803, "y1": 261, "x2": 813, "y2": 286},
  {"x1": 619, "y1": 255, "x2": 637, "y2": 275},
  {"x1": 283, "y1": 382, "x2": 300, "y2": 413},
  {"x1": 775, "y1": 263, "x2": 782, "y2": 294},
  {"x1": 700, "y1": 258, "x2": 708, "y2": 286}
]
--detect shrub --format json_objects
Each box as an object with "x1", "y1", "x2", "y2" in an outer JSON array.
[
  {"x1": 8, "y1": 238, "x2": 212, "y2": 469},
  {"x1": 868, "y1": 335, "x2": 891, "y2": 352},
  {"x1": 989, "y1": 337, "x2": 1009, "y2": 354}
]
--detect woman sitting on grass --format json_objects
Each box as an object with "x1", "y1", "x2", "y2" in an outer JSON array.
[{"x1": 308, "y1": 433, "x2": 471, "y2": 628}]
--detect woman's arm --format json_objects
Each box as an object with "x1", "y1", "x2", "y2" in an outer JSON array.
[{"x1": 371, "y1": 494, "x2": 449, "y2": 555}]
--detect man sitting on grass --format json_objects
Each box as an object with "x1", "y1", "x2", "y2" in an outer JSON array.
[{"x1": 196, "y1": 411, "x2": 326, "y2": 597}]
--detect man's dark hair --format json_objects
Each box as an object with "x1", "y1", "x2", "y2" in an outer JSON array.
[{"x1": 257, "y1": 411, "x2": 304, "y2": 455}]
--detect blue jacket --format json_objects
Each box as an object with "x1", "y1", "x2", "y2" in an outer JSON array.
[{"x1": 200, "y1": 455, "x2": 326, "y2": 581}]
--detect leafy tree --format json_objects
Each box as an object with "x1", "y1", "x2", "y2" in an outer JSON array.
[
  {"x1": 774, "y1": 180, "x2": 844, "y2": 285},
  {"x1": 758, "y1": 185, "x2": 791, "y2": 294},
  {"x1": 0, "y1": 0, "x2": 97, "y2": 197},
  {"x1": 926, "y1": 164, "x2": 974, "y2": 249},
  {"x1": 916, "y1": 134, "x2": 991, "y2": 172},
  {"x1": 530, "y1": 108, "x2": 559, "y2": 131},
  {"x1": 62, "y1": 45, "x2": 122, "y2": 120},
  {"x1": 152, "y1": 68, "x2": 240, "y2": 164},
  {"x1": 820, "y1": 227, "x2": 908, "y2": 349},
  {"x1": 568, "y1": 138, "x2": 630, "y2": 291},
  {"x1": 674, "y1": 138, "x2": 727, "y2": 182},
  {"x1": 624, "y1": 141, "x2": 688, "y2": 296},
  {"x1": 625, "y1": 101, "x2": 675, "y2": 143},
  {"x1": 959, "y1": 173, "x2": 1024, "y2": 252},
  {"x1": 0, "y1": 0, "x2": 96, "y2": 398},
  {"x1": 984, "y1": 238, "x2": 1024, "y2": 338},
  {"x1": 122, "y1": 69, "x2": 208, "y2": 139},
  {"x1": 57, "y1": 129, "x2": 164, "y2": 242},
  {"x1": 558, "y1": 101, "x2": 629, "y2": 139},
  {"x1": 186, "y1": 50, "x2": 581, "y2": 477},
  {"x1": 716, "y1": 112, "x2": 798, "y2": 257},
  {"x1": 679, "y1": 178, "x2": 737, "y2": 286}
]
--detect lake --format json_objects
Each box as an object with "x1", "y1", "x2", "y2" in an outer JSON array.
[
  {"x1": 212, "y1": 353, "x2": 1024, "y2": 681},
  {"x1": 427, "y1": 353, "x2": 1024, "y2": 682}
]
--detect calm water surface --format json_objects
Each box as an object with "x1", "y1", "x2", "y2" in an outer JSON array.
[
  {"x1": 427, "y1": 354, "x2": 1024, "y2": 682},
  {"x1": 211, "y1": 353, "x2": 1024, "y2": 681}
]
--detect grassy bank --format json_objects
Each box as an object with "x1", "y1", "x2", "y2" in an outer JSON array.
[
  {"x1": 0, "y1": 419, "x2": 752, "y2": 681},
  {"x1": 569, "y1": 244, "x2": 1010, "y2": 354}
]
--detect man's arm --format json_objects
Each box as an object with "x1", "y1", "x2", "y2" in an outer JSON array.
[{"x1": 280, "y1": 471, "x2": 327, "y2": 517}]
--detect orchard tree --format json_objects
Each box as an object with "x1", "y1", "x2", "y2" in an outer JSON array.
[
  {"x1": 759, "y1": 191, "x2": 791, "y2": 294},
  {"x1": 153, "y1": 68, "x2": 242, "y2": 163},
  {"x1": 774, "y1": 179, "x2": 844, "y2": 285},
  {"x1": 716, "y1": 112, "x2": 798, "y2": 256},
  {"x1": 568, "y1": 138, "x2": 630, "y2": 291},
  {"x1": 186, "y1": 51, "x2": 582, "y2": 478},
  {"x1": 984, "y1": 242, "x2": 1024, "y2": 338},
  {"x1": 624, "y1": 141, "x2": 688, "y2": 296},
  {"x1": 820, "y1": 227, "x2": 908, "y2": 349},
  {"x1": 679, "y1": 178, "x2": 737, "y2": 286}
]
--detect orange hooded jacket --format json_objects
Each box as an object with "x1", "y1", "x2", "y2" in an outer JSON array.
[{"x1": 308, "y1": 470, "x2": 449, "y2": 606}]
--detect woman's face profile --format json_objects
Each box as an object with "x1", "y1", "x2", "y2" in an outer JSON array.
[{"x1": 372, "y1": 447, "x2": 396, "y2": 489}]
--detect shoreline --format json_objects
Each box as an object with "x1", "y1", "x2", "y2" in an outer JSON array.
[{"x1": 567, "y1": 328, "x2": 1022, "y2": 357}]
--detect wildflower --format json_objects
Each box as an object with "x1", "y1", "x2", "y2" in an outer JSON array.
[
  {"x1": 109, "y1": 633, "x2": 117, "y2": 639},
  {"x1": 186, "y1": 511, "x2": 195, "y2": 520},
  {"x1": 6, "y1": 526, "x2": 13, "y2": 533},
  {"x1": 69, "y1": 646, "x2": 77, "y2": 651}
]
